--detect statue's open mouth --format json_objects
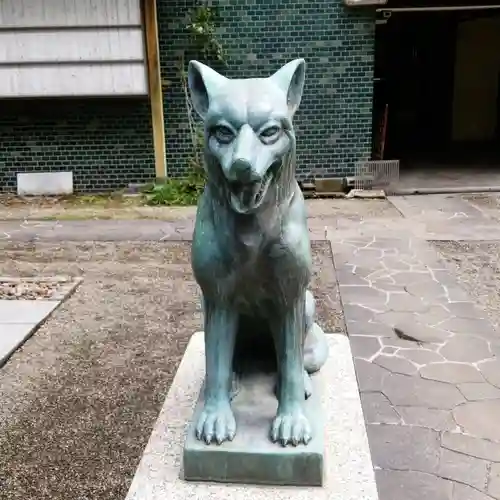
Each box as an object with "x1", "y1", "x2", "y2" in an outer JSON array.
[{"x1": 228, "y1": 162, "x2": 279, "y2": 214}]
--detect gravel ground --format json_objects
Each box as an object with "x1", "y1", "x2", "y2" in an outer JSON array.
[
  {"x1": 432, "y1": 241, "x2": 500, "y2": 330},
  {"x1": 0, "y1": 240, "x2": 342, "y2": 500}
]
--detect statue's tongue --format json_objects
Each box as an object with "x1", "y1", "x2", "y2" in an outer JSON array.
[{"x1": 239, "y1": 182, "x2": 262, "y2": 208}]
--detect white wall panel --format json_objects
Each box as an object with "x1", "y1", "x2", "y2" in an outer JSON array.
[
  {"x1": 0, "y1": 63, "x2": 148, "y2": 97},
  {"x1": 0, "y1": 0, "x2": 147, "y2": 97},
  {"x1": 0, "y1": 28, "x2": 145, "y2": 63},
  {"x1": 0, "y1": 0, "x2": 141, "y2": 28}
]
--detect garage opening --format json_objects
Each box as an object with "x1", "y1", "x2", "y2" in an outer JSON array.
[{"x1": 373, "y1": 4, "x2": 500, "y2": 189}]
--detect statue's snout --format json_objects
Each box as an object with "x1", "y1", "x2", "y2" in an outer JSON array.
[
  {"x1": 226, "y1": 124, "x2": 261, "y2": 183},
  {"x1": 229, "y1": 158, "x2": 260, "y2": 183}
]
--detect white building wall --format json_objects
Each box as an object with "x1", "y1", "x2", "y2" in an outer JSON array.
[
  {"x1": 0, "y1": 0, "x2": 148, "y2": 97},
  {"x1": 0, "y1": 0, "x2": 141, "y2": 27}
]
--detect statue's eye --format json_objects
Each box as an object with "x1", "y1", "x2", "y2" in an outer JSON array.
[
  {"x1": 213, "y1": 125, "x2": 234, "y2": 143},
  {"x1": 260, "y1": 126, "x2": 280, "y2": 139}
]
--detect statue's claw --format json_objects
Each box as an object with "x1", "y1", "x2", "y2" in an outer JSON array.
[
  {"x1": 195, "y1": 402, "x2": 236, "y2": 445},
  {"x1": 270, "y1": 407, "x2": 312, "y2": 447}
]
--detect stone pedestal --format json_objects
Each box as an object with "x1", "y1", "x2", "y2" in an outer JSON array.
[
  {"x1": 183, "y1": 373, "x2": 324, "y2": 486},
  {"x1": 125, "y1": 332, "x2": 379, "y2": 500}
]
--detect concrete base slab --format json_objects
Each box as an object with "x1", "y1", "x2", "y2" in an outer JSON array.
[
  {"x1": 0, "y1": 279, "x2": 82, "y2": 367},
  {"x1": 183, "y1": 373, "x2": 324, "y2": 486},
  {"x1": 0, "y1": 300, "x2": 57, "y2": 323},
  {"x1": 0, "y1": 301, "x2": 58, "y2": 367},
  {"x1": 0, "y1": 323, "x2": 37, "y2": 366},
  {"x1": 125, "y1": 332, "x2": 378, "y2": 500}
]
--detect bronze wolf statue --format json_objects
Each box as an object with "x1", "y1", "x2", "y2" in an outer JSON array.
[{"x1": 188, "y1": 58, "x2": 328, "y2": 447}]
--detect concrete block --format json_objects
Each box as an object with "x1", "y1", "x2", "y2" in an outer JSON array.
[
  {"x1": 183, "y1": 373, "x2": 324, "y2": 486},
  {"x1": 314, "y1": 178, "x2": 345, "y2": 193},
  {"x1": 17, "y1": 171, "x2": 73, "y2": 196},
  {"x1": 125, "y1": 332, "x2": 379, "y2": 500}
]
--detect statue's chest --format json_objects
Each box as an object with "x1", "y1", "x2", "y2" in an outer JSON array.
[
  {"x1": 202, "y1": 211, "x2": 308, "y2": 301},
  {"x1": 232, "y1": 241, "x2": 272, "y2": 282},
  {"x1": 220, "y1": 235, "x2": 275, "y2": 287},
  {"x1": 229, "y1": 236, "x2": 300, "y2": 288},
  {"x1": 230, "y1": 254, "x2": 278, "y2": 313}
]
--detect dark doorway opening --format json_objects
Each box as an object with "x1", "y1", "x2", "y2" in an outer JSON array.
[{"x1": 373, "y1": 8, "x2": 500, "y2": 187}]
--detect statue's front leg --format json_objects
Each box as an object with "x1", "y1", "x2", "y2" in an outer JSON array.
[
  {"x1": 270, "y1": 297, "x2": 312, "y2": 447},
  {"x1": 196, "y1": 298, "x2": 238, "y2": 445}
]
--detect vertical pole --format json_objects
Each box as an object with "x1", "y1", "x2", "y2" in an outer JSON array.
[{"x1": 143, "y1": 0, "x2": 167, "y2": 179}]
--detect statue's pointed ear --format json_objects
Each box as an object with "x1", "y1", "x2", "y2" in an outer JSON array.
[
  {"x1": 269, "y1": 59, "x2": 306, "y2": 116},
  {"x1": 187, "y1": 60, "x2": 228, "y2": 119}
]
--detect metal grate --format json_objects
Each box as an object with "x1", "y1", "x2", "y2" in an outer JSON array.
[{"x1": 353, "y1": 159, "x2": 400, "y2": 194}]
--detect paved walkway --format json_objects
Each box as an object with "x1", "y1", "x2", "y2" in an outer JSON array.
[
  {"x1": 3, "y1": 193, "x2": 500, "y2": 499},
  {"x1": 3, "y1": 193, "x2": 500, "y2": 243},
  {"x1": 0, "y1": 219, "x2": 195, "y2": 242}
]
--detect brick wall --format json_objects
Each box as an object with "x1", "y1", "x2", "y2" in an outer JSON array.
[
  {"x1": 0, "y1": 98, "x2": 155, "y2": 193},
  {"x1": 159, "y1": 0, "x2": 376, "y2": 180},
  {"x1": 0, "y1": 1, "x2": 375, "y2": 194}
]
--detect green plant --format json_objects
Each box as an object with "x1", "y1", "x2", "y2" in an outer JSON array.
[
  {"x1": 182, "y1": 3, "x2": 226, "y2": 170},
  {"x1": 144, "y1": 169, "x2": 205, "y2": 206},
  {"x1": 185, "y1": 4, "x2": 226, "y2": 63},
  {"x1": 146, "y1": 2, "x2": 224, "y2": 206}
]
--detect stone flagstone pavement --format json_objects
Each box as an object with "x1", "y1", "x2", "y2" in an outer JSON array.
[{"x1": 329, "y1": 231, "x2": 500, "y2": 500}]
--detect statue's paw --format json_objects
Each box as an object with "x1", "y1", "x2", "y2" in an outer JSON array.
[
  {"x1": 270, "y1": 407, "x2": 312, "y2": 447},
  {"x1": 195, "y1": 403, "x2": 236, "y2": 445}
]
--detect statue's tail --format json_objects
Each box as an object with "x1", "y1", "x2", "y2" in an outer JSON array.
[
  {"x1": 304, "y1": 323, "x2": 329, "y2": 373},
  {"x1": 304, "y1": 290, "x2": 329, "y2": 373}
]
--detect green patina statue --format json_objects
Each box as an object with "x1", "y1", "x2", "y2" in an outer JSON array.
[{"x1": 188, "y1": 58, "x2": 328, "y2": 448}]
